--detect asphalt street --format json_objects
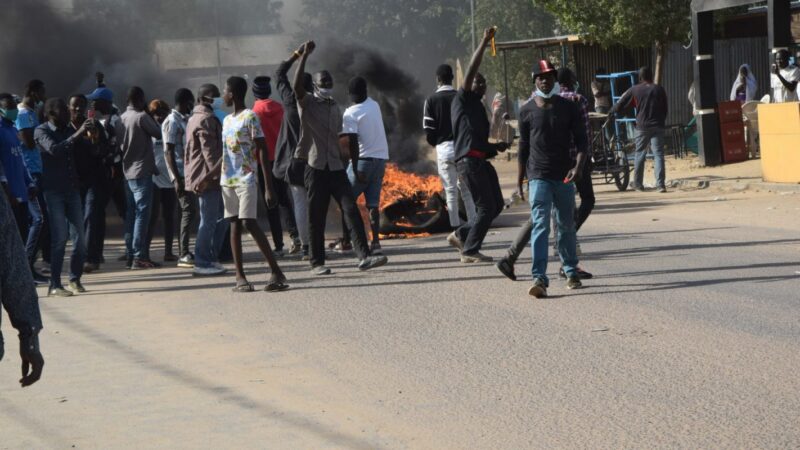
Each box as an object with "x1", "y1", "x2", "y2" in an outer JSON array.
[{"x1": 1, "y1": 163, "x2": 799, "y2": 449}]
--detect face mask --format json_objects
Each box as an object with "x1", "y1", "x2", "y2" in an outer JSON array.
[
  {"x1": 535, "y1": 82, "x2": 561, "y2": 99},
  {"x1": 315, "y1": 86, "x2": 334, "y2": 100},
  {"x1": 211, "y1": 97, "x2": 224, "y2": 109},
  {"x1": 0, "y1": 108, "x2": 18, "y2": 122},
  {"x1": 35, "y1": 100, "x2": 44, "y2": 110}
]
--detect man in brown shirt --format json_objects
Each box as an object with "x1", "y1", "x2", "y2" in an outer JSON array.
[{"x1": 184, "y1": 84, "x2": 227, "y2": 276}]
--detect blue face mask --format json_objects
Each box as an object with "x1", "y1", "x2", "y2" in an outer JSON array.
[
  {"x1": 535, "y1": 82, "x2": 561, "y2": 99},
  {"x1": 0, "y1": 108, "x2": 18, "y2": 122}
]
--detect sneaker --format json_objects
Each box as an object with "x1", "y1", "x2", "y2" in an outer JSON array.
[
  {"x1": 528, "y1": 279, "x2": 548, "y2": 298},
  {"x1": 301, "y1": 246, "x2": 310, "y2": 261},
  {"x1": 446, "y1": 232, "x2": 464, "y2": 252},
  {"x1": 658, "y1": 186, "x2": 668, "y2": 193},
  {"x1": 125, "y1": 256, "x2": 134, "y2": 270},
  {"x1": 164, "y1": 254, "x2": 178, "y2": 262},
  {"x1": 193, "y1": 265, "x2": 226, "y2": 276},
  {"x1": 130, "y1": 259, "x2": 161, "y2": 270},
  {"x1": 68, "y1": 280, "x2": 86, "y2": 294},
  {"x1": 177, "y1": 254, "x2": 195, "y2": 268},
  {"x1": 460, "y1": 252, "x2": 493, "y2": 263},
  {"x1": 559, "y1": 267, "x2": 593, "y2": 280},
  {"x1": 312, "y1": 265, "x2": 332, "y2": 276},
  {"x1": 632, "y1": 183, "x2": 645, "y2": 192},
  {"x1": 566, "y1": 275, "x2": 583, "y2": 290},
  {"x1": 83, "y1": 262, "x2": 100, "y2": 273},
  {"x1": 358, "y1": 255, "x2": 388, "y2": 271},
  {"x1": 288, "y1": 240, "x2": 302, "y2": 255},
  {"x1": 495, "y1": 258, "x2": 517, "y2": 281},
  {"x1": 39, "y1": 262, "x2": 51, "y2": 275},
  {"x1": 212, "y1": 262, "x2": 226, "y2": 271},
  {"x1": 370, "y1": 241, "x2": 383, "y2": 255},
  {"x1": 273, "y1": 247, "x2": 285, "y2": 258},
  {"x1": 48, "y1": 287, "x2": 73, "y2": 297},
  {"x1": 334, "y1": 240, "x2": 353, "y2": 253},
  {"x1": 32, "y1": 270, "x2": 49, "y2": 285}
]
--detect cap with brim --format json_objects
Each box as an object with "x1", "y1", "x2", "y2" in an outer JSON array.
[
  {"x1": 87, "y1": 87, "x2": 114, "y2": 102},
  {"x1": 532, "y1": 60, "x2": 557, "y2": 79}
]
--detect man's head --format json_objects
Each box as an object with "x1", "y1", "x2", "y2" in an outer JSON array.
[
  {"x1": 252, "y1": 76, "x2": 272, "y2": 100},
  {"x1": 739, "y1": 65, "x2": 749, "y2": 78},
  {"x1": 348, "y1": 76, "x2": 368, "y2": 104},
  {"x1": 557, "y1": 67, "x2": 577, "y2": 91},
  {"x1": 197, "y1": 83, "x2": 220, "y2": 106},
  {"x1": 45, "y1": 97, "x2": 69, "y2": 128},
  {"x1": 532, "y1": 60, "x2": 558, "y2": 97},
  {"x1": 314, "y1": 71, "x2": 334, "y2": 89},
  {"x1": 68, "y1": 94, "x2": 88, "y2": 123},
  {"x1": 127, "y1": 86, "x2": 146, "y2": 110},
  {"x1": 25, "y1": 79, "x2": 46, "y2": 103},
  {"x1": 148, "y1": 99, "x2": 170, "y2": 124},
  {"x1": 174, "y1": 88, "x2": 194, "y2": 114},
  {"x1": 639, "y1": 66, "x2": 654, "y2": 83},
  {"x1": 0, "y1": 93, "x2": 17, "y2": 123},
  {"x1": 472, "y1": 73, "x2": 487, "y2": 98},
  {"x1": 223, "y1": 76, "x2": 248, "y2": 108},
  {"x1": 436, "y1": 64, "x2": 454, "y2": 86},
  {"x1": 775, "y1": 49, "x2": 790, "y2": 69}
]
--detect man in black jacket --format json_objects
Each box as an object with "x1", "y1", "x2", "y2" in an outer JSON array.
[
  {"x1": 0, "y1": 175, "x2": 44, "y2": 387},
  {"x1": 423, "y1": 64, "x2": 476, "y2": 228},
  {"x1": 446, "y1": 27, "x2": 509, "y2": 263}
]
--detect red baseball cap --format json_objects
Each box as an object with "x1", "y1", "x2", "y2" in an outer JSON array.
[{"x1": 532, "y1": 60, "x2": 557, "y2": 79}]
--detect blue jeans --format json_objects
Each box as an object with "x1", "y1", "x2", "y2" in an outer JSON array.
[
  {"x1": 44, "y1": 189, "x2": 86, "y2": 288},
  {"x1": 634, "y1": 128, "x2": 666, "y2": 189},
  {"x1": 125, "y1": 178, "x2": 154, "y2": 260},
  {"x1": 347, "y1": 158, "x2": 387, "y2": 208},
  {"x1": 25, "y1": 173, "x2": 46, "y2": 265},
  {"x1": 529, "y1": 179, "x2": 578, "y2": 285},
  {"x1": 194, "y1": 188, "x2": 228, "y2": 269}
]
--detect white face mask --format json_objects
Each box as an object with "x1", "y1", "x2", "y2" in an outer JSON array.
[
  {"x1": 211, "y1": 97, "x2": 224, "y2": 109},
  {"x1": 315, "y1": 86, "x2": 334, "y2": 100},
  {"x1": 535, "y1": 82, "x2": 561, "y2": 99}
]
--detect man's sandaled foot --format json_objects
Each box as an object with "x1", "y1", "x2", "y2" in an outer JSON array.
[
  {"x1": 233, "y1": 280, "x2": 254, "y2": 292},
  {"x1": 265, "y1": 275, "x2": 289, "y2": 292}
]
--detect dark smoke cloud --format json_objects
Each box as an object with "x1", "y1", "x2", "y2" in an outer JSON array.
[
  {"x1": 319, "y1": 42, "x2": 435, "y2": 174},
  {"x1": 0, "y1": 3, "x2": 178, "y2": 102}
]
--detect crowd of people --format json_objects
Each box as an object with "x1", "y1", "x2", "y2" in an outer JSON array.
[{"x1": 2, "y1": 27, "x2": 742, "y2": 384}]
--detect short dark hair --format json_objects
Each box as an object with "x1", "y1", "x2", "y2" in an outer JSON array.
[
  {"x1": 174, "y1": 88, "x2": 194, "y2": 106},
  {"x1": 25, "y1": 79, "x2": 44, "y2": 97},
  {"x1": 776, "y1": 49, "x2": 790, "y2": 60},
  {"x1": 69, "y1": 94, "x2": 87, "y2": 105},
  {"x1": 0, "y1": 92, "x2": 13, "y2": 102},
  {"x1": 639, "y1": 66, "x2": 654, "y2": 83},
  {"x1": 197, "y1": 83, "x2": 220, "y2": 101},
  {"x1": 557, "y1": 67, "x2": 575, "y2": 86},
  {"x1": 226, "y1": 76, "x2": 248, "y2": 101},
  {"x1": 128, "y1": 86, "x2": 145, "y2": 105},
  {"x1": 436, "y1": 64, "x2": 454, "y2": 84},
  {"x1": 44, "y1": 97, "x2": 65, "y2": 116},
  {"x1": 348, "y1": 76, "x2": 367, "y2": 97}
]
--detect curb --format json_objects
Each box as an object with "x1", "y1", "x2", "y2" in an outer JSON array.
[{"x1": 670, "y1": 177, "x2": 800, "y2": 193}]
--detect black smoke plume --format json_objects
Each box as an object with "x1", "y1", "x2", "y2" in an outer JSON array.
[{"x1": 319, "y1": 42, "x2": 435, "y2": 174}]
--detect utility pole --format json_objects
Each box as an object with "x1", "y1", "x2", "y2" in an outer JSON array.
[{"x1": 470, "y1": 0, "x2": 476, "y2": 52}]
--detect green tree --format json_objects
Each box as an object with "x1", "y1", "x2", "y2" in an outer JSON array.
[
  {"x1": 458, "y1": 0, "x2": 558, "y2": 100},
  {"x1": 535, "y1": 0, "x2": 691, "y2": 84}
]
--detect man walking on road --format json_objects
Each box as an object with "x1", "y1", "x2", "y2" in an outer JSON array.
[
  {"x1": 292, "y1": 40, "x2": 387, "y2": 275},
  {"x1": 514, "y1": 60, "x2": 588, "y2": 298},
  {"x1": 447, "y1": 27, "x2": 509, "y2": 264},
  {"x1": 607, "y1": 66, "x2": 668, "y2": 193},
  {"x1": 423, "y1": 64, "x2": 476, "y2": 228}
]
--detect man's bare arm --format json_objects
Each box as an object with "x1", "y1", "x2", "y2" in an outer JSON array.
[
  {"x1": 463, "y1": 27, "x2": 496, "y2": 92},
  {"x1": 293, "y1": 41, "x2": 315, "y2": 101}
]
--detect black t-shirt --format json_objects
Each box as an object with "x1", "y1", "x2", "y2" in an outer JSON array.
[
  {"x1": 613, "y1": 82, "x2": 668, "y2": 131},
  {"x1": 451, "y1": 89, "x2": 491, "y2": 160},
  {"x1": 518, "y1": 96, "x2": 588, "y2": 181}
]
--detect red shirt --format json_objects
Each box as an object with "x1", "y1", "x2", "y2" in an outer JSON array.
[{"x1": 252, "y1": 99, "x2": 284, "y2": 161}]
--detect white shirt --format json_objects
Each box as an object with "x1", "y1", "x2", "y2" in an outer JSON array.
[
  {"x1": 771, "y1": 65, "x2": 800, "y2": 103},
  {"x1": 341, "y1": 97, "x2": 389, "y2": 160}
]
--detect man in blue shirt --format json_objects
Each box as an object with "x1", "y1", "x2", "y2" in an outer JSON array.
[{"x1": 0, "y1": 93, "x2": 44, "y2": 285}]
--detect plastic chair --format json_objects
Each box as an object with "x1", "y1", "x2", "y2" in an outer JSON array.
[{"x1": 742, "y1": 100, "x2": 761, "y2": 157}]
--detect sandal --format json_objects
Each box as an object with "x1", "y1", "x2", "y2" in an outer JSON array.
[
  {"x1": 232, "y1": 281, "x2": 254, "y2": 292},
  {"x1": 264, "y1": 280, "x2": 289, "y2": 292}
]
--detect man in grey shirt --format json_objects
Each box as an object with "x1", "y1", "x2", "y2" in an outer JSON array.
[
  {"x1": 120, "y1": 86, "x2": 162, "y2": 269},
  {"x1": 292, "y1": 40, "x2": 387, "y2": 275}
]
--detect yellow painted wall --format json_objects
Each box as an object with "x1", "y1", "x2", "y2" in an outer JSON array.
[{"x1": 757, "y1": 103, "x2": 800, "y2": 183}]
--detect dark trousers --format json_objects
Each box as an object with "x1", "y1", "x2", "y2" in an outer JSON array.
[
  {"x1": 146, "y1": 186, "x2": 178, "y2": 256},
  {"x1": 455, "y1": 157, "x2": 504, "y2": 255},
  {"x1": 177, "y1": 191, "x2": 197, "y2": 257},
  {"x1": 11, "y1": 201, "x2": 28, "y2": 242},
  {"x1": 575, "y1": 161, "x2": 595, "y2": 232},
  {"x1": 110, "y1": 164, "x2": 127, "y2": 220},
  {"x1": 305, "y1": 166, "x2": 369, "y2": 267},
  {"x1": 31, "y1": 173, "x2": 50, "y2": 264},
  {"x1": 81, "y1": 181, "x2": 110, "y2": 264},
  {"x1": 259, "y1": 169, "x2": 299, "y2": 250}
]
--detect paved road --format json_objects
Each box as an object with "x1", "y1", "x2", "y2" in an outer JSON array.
[{"x1": 2, "y1": 166, "x2": 799, "y2": 449}]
